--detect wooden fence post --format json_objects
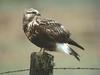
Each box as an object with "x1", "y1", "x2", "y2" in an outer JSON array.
[{"x1": 30, "y1": 52, "x2": 54, "y2": 75}]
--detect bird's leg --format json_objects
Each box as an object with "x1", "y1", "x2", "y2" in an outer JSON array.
[
  {"x1": 43, "y1": 48, "x2": 46, "y2": 53},
  {"x1": 39, "y1": 48, "x2": 42, "y2": 52}
]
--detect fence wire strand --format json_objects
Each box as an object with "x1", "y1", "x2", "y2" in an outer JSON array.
[{"x1": 0, "y1": 67, "x2": 100, "y2": 74}]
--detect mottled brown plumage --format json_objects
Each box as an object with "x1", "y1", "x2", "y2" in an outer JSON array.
[{"x1": 23, "y1": 8, "x2": 84, "y2": 61}]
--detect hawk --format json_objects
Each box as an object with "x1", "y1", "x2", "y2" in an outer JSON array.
[{"x1": 23, "y1": 8, "x2": 84, "y2": 61}]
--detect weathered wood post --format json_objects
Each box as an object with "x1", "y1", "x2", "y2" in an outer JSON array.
[{"x1": 30, "y1": 52, "x2": 54, "y2": 75}]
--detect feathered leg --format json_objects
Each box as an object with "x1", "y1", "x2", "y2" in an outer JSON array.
[
  {"x1": 39, "y1": 48, "x2": 43, "y2": 52},
  {"x1": 43, "y1": 48, "x2": 46, "y2": 53}
]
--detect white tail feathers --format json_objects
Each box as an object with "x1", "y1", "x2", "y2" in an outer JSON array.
[
  {"x1": 56, "y1": 43, "x2": 71, "y2": 55},
  {"x1": 56, "y1": 43, "x2": 80, "y2": 61}
]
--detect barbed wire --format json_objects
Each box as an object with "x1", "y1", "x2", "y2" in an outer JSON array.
[
  {"x1": 0, "y1": 67, "x2": 100, "y2": 74},
  {"x1": 0, "y1": 68, "x2": 29, "y2": 74}
]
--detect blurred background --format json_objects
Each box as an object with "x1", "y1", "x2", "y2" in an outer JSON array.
[{"x1": 0, "y1": 0, "x2": 100, "y2": 75}]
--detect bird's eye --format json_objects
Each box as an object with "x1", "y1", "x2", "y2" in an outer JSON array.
[
  {"x1": 32, "y1": 12, "x2": 36, "y2": 14},
  {"x1": 26, "y1": 12, "x2": 36, "y2": 14}
]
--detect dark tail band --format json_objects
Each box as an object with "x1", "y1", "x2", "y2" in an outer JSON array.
[
  {"x1": 68, "y1": 38, "x2": 84, "y2": 50},
  {"x1": 69, "y1": 47, "x2": 80, "y2": 61}
]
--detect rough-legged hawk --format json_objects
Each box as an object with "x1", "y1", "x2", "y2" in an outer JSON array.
[{"x1": 23, "y1": 8, "x2": 84, "y2": 61}]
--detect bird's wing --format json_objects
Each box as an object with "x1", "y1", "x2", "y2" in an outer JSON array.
[{"x1": 35, "y1": 18, "x2": 71, "y2": 43}]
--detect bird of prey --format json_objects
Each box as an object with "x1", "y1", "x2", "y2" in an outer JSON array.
[{"x1": 23, "y1": 8, "x2": 84, "y2": 61}]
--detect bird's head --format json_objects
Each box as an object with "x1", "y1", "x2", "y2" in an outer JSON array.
[{"x1": 23, "y1": 8, "x2": 41, "y2": 21}]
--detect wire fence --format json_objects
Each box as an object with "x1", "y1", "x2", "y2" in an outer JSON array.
[{"x1": 0, "y1": 67, "x2": 100, "y2": 74}]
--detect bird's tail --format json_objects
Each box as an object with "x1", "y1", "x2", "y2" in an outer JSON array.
[
  {"x1": 56, "y1": 43, "x2": 80, "y2": 61},
  {"x1": 67, "y1": 38, "x2": 84, "y2": 50},
  {"x1": 69, "y1": 47, "x2": 80, "y2": 61}
]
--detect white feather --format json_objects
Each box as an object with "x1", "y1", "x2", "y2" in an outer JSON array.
[
  {"x1": 56, "y1": 43, "x2": 71, "y2": 55},
  {"x1": 28, "y1": 20, "x2": 38, "y2": 30}
]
